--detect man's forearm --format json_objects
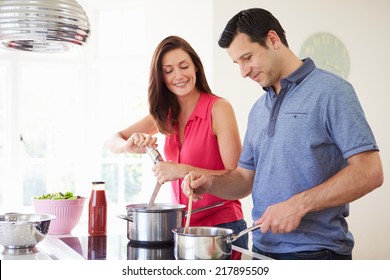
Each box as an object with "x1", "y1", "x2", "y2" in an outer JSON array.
[{"x1": 207, "y1": 167, "x2": 254, "y2": 200}]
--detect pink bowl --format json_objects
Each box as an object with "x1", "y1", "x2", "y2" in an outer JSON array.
[{"x1": 33, "y1": 197, "x2": 86, "y2": 234}]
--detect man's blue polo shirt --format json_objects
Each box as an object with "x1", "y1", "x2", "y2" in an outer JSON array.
[{"x1": 239, "y1": 58, "x2": 379, "y2": 254}]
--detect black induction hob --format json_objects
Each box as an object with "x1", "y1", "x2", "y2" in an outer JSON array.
[{"x1": 59, "y1": 235, "x2": 252, "y2": 260}]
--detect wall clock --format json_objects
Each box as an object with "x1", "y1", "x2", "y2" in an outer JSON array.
[{"x1": 299, "y1": 32, "x2": 350, "y2": 79}]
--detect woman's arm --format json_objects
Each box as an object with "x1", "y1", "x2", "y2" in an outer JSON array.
[
  {"x1": 211, "y1": 98, "x2": 242, "y2": 170},
  {"x1": 105, "y1": 115, "x2": 159, "y2": 154}
]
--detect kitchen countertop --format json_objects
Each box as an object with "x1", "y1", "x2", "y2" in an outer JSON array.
[
  {"x1": 0, "y1": 232, "x2": 85, "y2": 260},
  {"x1": 1, "y1": 222, "x2": 92, "y2": 260},
  {"x1": 1, "y1": 235, "x2": 272, "y2": 260},
  {"x1": 1, "y1": 222, "x2": 273, "y2": 260}
]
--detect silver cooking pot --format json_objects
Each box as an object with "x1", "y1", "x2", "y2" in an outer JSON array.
[
  {"x1": 117, "y1": 202, "x2": 223, "y2": 244},
  {"x1": 172, "y1": 224, "x2": 261, "y2": 260}
]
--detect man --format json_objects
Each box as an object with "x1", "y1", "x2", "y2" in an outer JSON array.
[{"x1": 181, "y1": 8, "x2": 383, "y2": 260}]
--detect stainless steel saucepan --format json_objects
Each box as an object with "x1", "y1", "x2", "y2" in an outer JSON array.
[{"x1": 172, "y1": 224, "x2": 262, "y2": 260}]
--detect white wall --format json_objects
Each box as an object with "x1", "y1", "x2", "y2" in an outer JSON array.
[
  {"x1": 212, "y1": 0, "x2": 390, "y2": 259},
  {"x1": 143, "y1": 0, "x2": 213, "y2": 75}
]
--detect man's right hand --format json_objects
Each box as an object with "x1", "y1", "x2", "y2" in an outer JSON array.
[{"x1": 181, "y1": 172, "x2": 211, "y2": 202}]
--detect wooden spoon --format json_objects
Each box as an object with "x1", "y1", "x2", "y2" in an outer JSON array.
[{"x1": 183, "y1": 174, "x2": 193, "y2": 234}]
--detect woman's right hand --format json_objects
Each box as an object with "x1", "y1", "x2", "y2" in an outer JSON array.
[{"x1": 124, "y1": 133, "x2": 158, "y2": 153}]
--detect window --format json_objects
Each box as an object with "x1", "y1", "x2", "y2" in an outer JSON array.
[{"x1": 0, "y1": 1, "x2": 170, "y2": 218}]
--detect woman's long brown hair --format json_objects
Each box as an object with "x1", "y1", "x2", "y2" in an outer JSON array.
[{"x1": 148, "y1": 36, "x2": 212, "y2": 134}]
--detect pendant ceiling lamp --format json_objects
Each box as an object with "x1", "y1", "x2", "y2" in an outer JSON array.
[{"x1": 0, "y1": 0, "x2": 91, "y2": 53}]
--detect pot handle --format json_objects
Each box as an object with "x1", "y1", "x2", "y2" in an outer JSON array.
[
  {"x1": 184, "y1": 201, "x2": 224, "y2": 217},
  {"x1": 116, "y1": 214, "x2": 133, "y2": 222},
  {"x1": 229, "y1": 224, "x2": 262, "y2": 243}
]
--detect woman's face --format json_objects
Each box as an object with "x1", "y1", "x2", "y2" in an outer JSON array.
[{"x1": 161, "y1": 48, "x2": 197, "y2": 97}]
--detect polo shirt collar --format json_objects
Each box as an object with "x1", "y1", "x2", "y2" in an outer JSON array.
[
  {"x1": 263, "y1": 58, "x2": 316, "y2": 92},
  {"x1": 285, "y1": 58, "x2": 316, "y2": 85}
]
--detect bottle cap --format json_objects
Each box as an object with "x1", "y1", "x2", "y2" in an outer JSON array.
[{"x1": 92, "y1": 181, "x2": 105, "y2": 185}]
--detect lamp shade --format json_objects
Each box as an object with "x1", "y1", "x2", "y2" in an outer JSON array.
[{"x1": 0, "y1": 0, "x2": 91, "y2": 53}]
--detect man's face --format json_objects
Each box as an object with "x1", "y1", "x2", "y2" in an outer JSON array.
[{"x1": 227, "y1": 32, "x2": 277, "y2": 88}]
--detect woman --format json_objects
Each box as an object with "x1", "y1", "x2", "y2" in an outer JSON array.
[{"x1": 106, "y1": 36, "x2": 248, "y2": 249}]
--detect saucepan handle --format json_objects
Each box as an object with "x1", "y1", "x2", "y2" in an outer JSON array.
[
  {"x1": 229, "y1": 224, "x2": 262, "y2": 243},
  {"x1": 116, "y1": 214, "x2": 133, "y2": 222},
  {"x1": 184, "y1": 201, "x2": 224, "y2": 217}
]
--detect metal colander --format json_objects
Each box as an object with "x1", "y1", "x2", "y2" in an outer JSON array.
[{"x1": 0, "y1": 213, "x2": 55, "y2": 251}]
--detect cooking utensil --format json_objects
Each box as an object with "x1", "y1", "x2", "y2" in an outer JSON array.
[
  {"x1": 146, "y1": 182, "x2": 162, "y2": 210},
  {"x1": 145, "y1": 147, "x2": 164, "y2": 210},
  {"x1": 117, "y1": 202, "x2": 224, "y2": 244},
  {"x1": 172, "y1": 224, "x2": 262, "y2": 260},
  {"x1": 183, "y1": 174, "x2": 194, "y2": 234},
  {"x1": 0, "y1": 213, "x2": 55, "y2": 255},
  {"x1": 183, "y1": 190, "x2": 193, "y2": 234}
]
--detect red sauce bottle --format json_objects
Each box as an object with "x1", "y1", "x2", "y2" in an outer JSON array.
[{"x1": 88, "y1": 181, "x2": 107, "y2": 236}]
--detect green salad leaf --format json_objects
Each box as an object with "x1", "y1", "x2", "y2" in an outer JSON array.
[{"x1": 35, "y1": 191, "x2": 79, "y2": 200}]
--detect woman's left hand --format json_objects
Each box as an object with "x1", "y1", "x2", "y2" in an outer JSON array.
[{"x1": 152, "y1": 162, "x2": 182, "y2": 184}]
